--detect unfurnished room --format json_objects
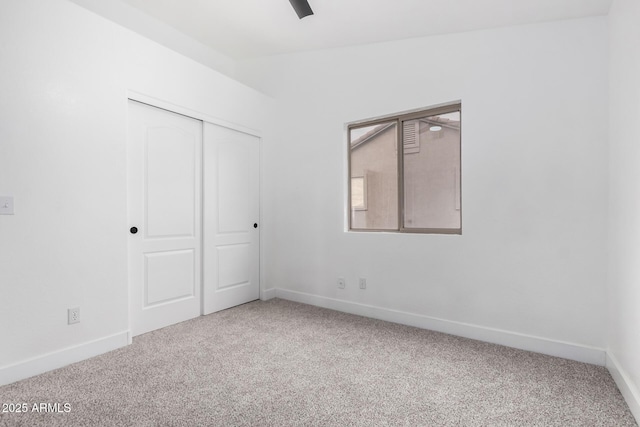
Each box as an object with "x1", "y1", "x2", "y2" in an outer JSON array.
[{"x1": 0, "y1": 0, "x2": 639, "y2": 425}]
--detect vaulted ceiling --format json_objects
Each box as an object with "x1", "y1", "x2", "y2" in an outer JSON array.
[{"x1": 118, "y1": 0, "x2": 612, "y2": 59}]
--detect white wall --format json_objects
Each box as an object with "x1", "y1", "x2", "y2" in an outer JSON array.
[
  {"x1": 68, "y1": 0, "x2": 237, "y2": 79},
  {"x1": 237, "y1": 17, "x2": 609, "y2": 351},
  {"x1": 607, "y1": 0, "x2": 640, "y2": 418},
  {"x1": 0, "y1": 0, "x2": 272, "y2": 384}
]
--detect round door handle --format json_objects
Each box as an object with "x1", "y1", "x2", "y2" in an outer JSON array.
[
  {"x1": 253, "y1": 223, "x2": 258, "y2": 229},
  {"x1": 130, "y1": 227, "x2": 138, "y2": 234}
]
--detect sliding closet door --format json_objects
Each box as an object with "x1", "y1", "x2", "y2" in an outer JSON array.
[
  {"x1": 203, "y1": 123, "x2": 260, "y2": 315},
  {"x1": 127, "y1": 100, "x2": 202, "y2": 336}
]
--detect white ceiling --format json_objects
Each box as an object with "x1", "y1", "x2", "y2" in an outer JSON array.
[{"x1": 119, "y1": 0, "x2": 612, "y2": 59}]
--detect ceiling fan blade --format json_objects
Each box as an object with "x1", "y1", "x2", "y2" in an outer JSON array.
[{"x1": 289, "y1": 0, "x2": 314, "y2": 19}]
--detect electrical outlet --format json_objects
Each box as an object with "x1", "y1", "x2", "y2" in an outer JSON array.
[
  {"x1": 68, "y1": 307, "x2": 80, "y2": 325},
  {"x1": 0, "y1": 196, "x2": 14, "y2": 215},
  {"x1": 359, "y1": 278, "x2": 367, "y2": 289},
  {"x1": 337, "y1": 277, "x2": 345, "y2": 289}
]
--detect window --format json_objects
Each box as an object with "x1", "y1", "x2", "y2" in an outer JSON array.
[
  {"x1": 348, "y1": 103, "x2": 461, "y2": 234},
  {"x1": 350, "y1": 176, "x2": 367, "y2": 210}
]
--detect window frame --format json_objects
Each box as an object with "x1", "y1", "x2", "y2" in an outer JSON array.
[{"x1": 347, "y1": 102, "x2": 462, "y2": 235}]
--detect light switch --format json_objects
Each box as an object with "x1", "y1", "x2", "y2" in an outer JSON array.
[{"x1": 0, "y1": 197, "x2": 14, "y2": 215}]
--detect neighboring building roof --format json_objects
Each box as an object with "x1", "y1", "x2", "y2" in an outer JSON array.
[
  {"x1": 350, "y1": 123, "x2": 395, "y2": 149},
  {"x1": 350, "y1": 118, "x2": 460, "y2": 150}
]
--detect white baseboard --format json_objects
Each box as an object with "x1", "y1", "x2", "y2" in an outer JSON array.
[
  {"x1": 261, "y1": 288, "x2": 277, "y2": 301},
  {"x1": 607, "y1": 352, "x2": 640, "y2": 423},
  {"x1": 0, "y1": 331, "x2": 130, "y2": 387},
  {"x1": 275, "y1": 288, "x2": 606, "y2": 366}
]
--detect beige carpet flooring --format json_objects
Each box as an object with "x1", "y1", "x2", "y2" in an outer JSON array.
[{"x1": 0, "y1": 298, "x2": 637, "y2": 426}]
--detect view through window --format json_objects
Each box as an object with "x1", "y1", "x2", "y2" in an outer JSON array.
[{"x1": 348, "y1": 103, "x2": 461, "y2": 234}]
